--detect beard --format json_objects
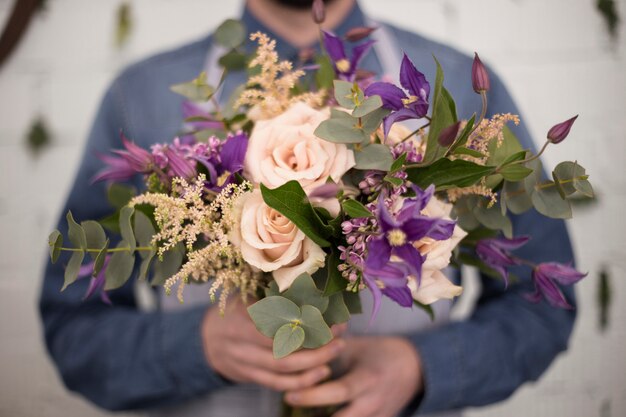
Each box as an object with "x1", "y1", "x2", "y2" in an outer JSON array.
[{"x1": 271, "y1": 0, "x2": 337, "y2": 10}]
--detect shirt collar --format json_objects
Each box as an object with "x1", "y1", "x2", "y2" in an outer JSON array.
[{"x1": 239, "y1": 1, "x2": 368, "y2": 60}]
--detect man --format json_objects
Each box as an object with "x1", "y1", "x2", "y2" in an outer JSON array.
[{"x1": 39, "y1": 0, "x2": 576, "y2": 416}]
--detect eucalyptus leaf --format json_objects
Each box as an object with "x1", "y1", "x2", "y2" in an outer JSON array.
[
  {"x1": 334, "y1": 80, "x2": 356, "y2": 109},
  {"x1": 104, "y1": 242, "x2": 135, "y2": 291},
  {"x1": 473, "y1": 203, "x2": 513, "y2": 238},
  {"x1": 214, "y1": 19, "x2": 246, "y2": 49},
  {"x1": 314, "y1": 117, "x2": 368, "y2": 144},
  {"x1": 119, "y1": 206, "x2": 136, "y2": 252},
  {"x1": 273, "y1": 323, "x2": 305, "y2": 359},
  {"x1": 502, "y1": 180, "x2": 533, "y2": 215},
  {"x1": 300, "y1": 305, "x2": 333, "y2": 349},
  {"x1": 283, "y1": 273, "x2": 329, "y2": 313},
  {"x1": 261, "y1": 181, "x2": 332, "y2": 247},
  {"x1": 82, "y1": 220, "x2": 107, "y2": 260},
  {"x1": 343, "y1": 290, "x2": 362, "y2": 314},
  {"x1": 247, "y1": 296, "x2": 302, "y2": 338},
  {"x1": 354, "y1": 144, "x2": 393, "y2": 171},
  {"x1": 218, "y1": 50, "x2": 247, "y2": 71},
  {"x1": 170, "y1": 72, "x2": 215, "y2": 102},
  {"x1": 48, "y1": 230, "x2": 63, "y2": 263},
  {"x1": 133, "y1": 211, "x2": 156, "y2": 259},
  {"x1": 265, "y1": 281, "x2": 281, "y2": 297},
  {"x1": 361, "y1": 107, "x2": 389, "y2": 134},
  {"x1": 323, "y1": 292, "x2": 350, "y2": 326},
  {"x1": 453, "y1": 196, "x2": 480, "y2": 231},
  {"x1": 151, "y1": 244, "x2": 184, "y2": 286},
  {"x1": 62, "y1": 251, "x2": 84, "y2": 291},
  {"x1": 92, "y1": 239, "x2": 110, "y2": 277},
  {"x1": 352, "y1": 95, "x2": 382, "y2": 118},
  {"x1": 66, "y1": 211, "x2": 87, "y2": 249},
  {"x1": 531, "y1": 185, "x2": 573, "y2": 219},
  {"x1": 407, "y1": 159, "x2": 495, "y2": 190},
  {"x1": 107, "y1": 183, "x2": 136, "y2": 209},
  {"x1": 341, "y1": 199, "x2": 373, "y2": 218}
]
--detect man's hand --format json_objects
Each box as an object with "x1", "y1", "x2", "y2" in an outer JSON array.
[
  {"x1": 284, "y1": 336, "x2": 424, "y2": 417},
  {"x1": 201, "y1": 298, "x2": 346, "y2": 392}
]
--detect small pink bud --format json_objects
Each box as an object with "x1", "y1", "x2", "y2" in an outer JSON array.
[
  {"x1": 344, "y1": 26, "x2": 377, "y2": 42},
  {"x1": 312, "y1": 0, "x2": 326, "y2": 24},
  {"x1": 438, "y1": 121, "x2": 462, "y2": 147},
  {"x1": 547, "y1": 115, "x2": 578, "y2": 144},
  {"x1": 472, "y1": 53, "x2": 490, "y2": 93}
]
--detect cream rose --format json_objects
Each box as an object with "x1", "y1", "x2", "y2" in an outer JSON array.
[
  {"x1": 230, "y1": 190, "x2": 326, "y2": 291},
  {"x1": 244, "y1": 102, "x2": 355, "y2": 193},
  {"x1": 409, "y1": 196, "x2": 467, "y2": 304}
]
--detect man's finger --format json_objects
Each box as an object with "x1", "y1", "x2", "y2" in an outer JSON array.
[
  {"x1": 247, "y1": 364, "x2": 332, "y2": 392},
  {"x1": 285, "y1": 367, "x2": 373, "y2": 407},
  {"x1": 271, "y1": 339, "x2": 345, "y2": 373},
  {"x1": 333, "y1": 397, "x2": 380, "y2": 417}
]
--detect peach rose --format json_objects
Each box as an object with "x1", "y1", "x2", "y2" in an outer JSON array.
[
  {"x1": 244, "y1": 102, "x2": 355, "y2": 194},
  {"x1": 409, "y1": 196, "x2": 467, "y2": 304},
  {"x1": 230, "y1": 190, "x2": 326, "y2": 291}
]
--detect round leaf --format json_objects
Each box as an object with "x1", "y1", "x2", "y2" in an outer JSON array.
[
  {"x1": 300, "y1": 305, "x2": 333, "y2": 349},
  {"x1": 214, "y1": 19, "x2": 246, "y2": 49},
  {"x1": 273, "y1": 323, "x2": 305, "y2": 359},
  {"x1": 82, "y1": 220, "x2": 107, "y2": 260},
  {"x1": 283, "y1": 273, "x2": 329, "y2": 313},
  {"x1": 104, "y1": 242, "x2": 135, "y2": 291},
  {"x1": 48, "y1": 230, "x2": 63, "y2": 263},
  {"x1": 62, "y1": 250, "x2": 84, "y2": 291},
  {"x1": 247, "y1": 296, "x2": 302, "y2": 338}
]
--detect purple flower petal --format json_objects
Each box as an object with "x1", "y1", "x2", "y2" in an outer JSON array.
[
  {"x1": 165, "y1": 147, "x2": 197, "y2": 179},
  {"x1": 394, "y1": 244, "x2": 424, "y2": 284},
  {"x1": 383, "y1": 107, "x2": 418, "y2": 138},
  {"x1": 529, "y1": 269, "x2": 573, "y2": 309},
  {"x1": 365, "y1": 237, "x2": 392, "y2": 270},
  {"x1": 322, "y1": 30, "x2": 347, "y2": 63},
  {"x1": 425, "y1": 218, "x2": 456, "y2": 241},
  {"x1": 399, "y1": 53, "x2": 430, "y2": 104},
  {"x1": 382, "y1": 285, "x2": 413, "y2": 308},
  {"x1": 547, "y1": 115, "x2": 578, "y2": 144},
  {"x1": 365, "y1": 81, "x2": 406, "y2": 111},
  {"x1": 221, "y1": 132, "x2": 248, "y2": 174},
  {"x1": 535, "y1": 262, "x2": 587, "y2": 286},
  {"x1": 92, "y1": 153, "x2": 135, "y2": 183},
  {"x1": 349, "y1": 40, "x2": 375, "y2": 73}
]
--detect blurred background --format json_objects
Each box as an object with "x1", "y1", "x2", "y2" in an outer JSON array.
[{"x1": 0, "y1": 0, "x2": 624, "y2": 416}]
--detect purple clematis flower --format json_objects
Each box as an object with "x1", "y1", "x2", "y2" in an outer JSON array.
[
  {"x1": 364, "y1": 53, "x2": 430, "y2": 138},
  {"x1": 182, "y1": 101, "x2": 225, "y2": 132},
  {"x1": 164, "y1": 146, "x2": 197, "y2": 180},
  {"x1": 525, "y1": 262, "x2": 586, "y2": 309},
  {"x1": 476, "y1": 236, "x2": 530, "y2": 287},
  {"x1": 322, "y1": 30, "x2": 375, "y2": 82},
  {"x1": 93, "y1": 133, "x2": 153, "y2": 183},
  {"x1": 363, "y1": 185, "x2": 456, "y2": 318},
  {"x1": 78, "y1": 256, "x2": 112, "y2": 305},
  {"x1": 92, "y1": 153, "x2": 136, "y2": 183}
]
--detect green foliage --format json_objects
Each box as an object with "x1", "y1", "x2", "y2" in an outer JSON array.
[
  {"x1": 449, "y1": 114, "x2": 475, "y2": 152},
  {"x1": 248, "y1": 296, "x2": 302, "y2": 338},
  {"x1": 341, "y1": 199, "x2": 373, "y2": 218},
  {"x1": 170, "y1": 72, "x2": 215, "y2": 102},
  {"x1": 323, "y1": 250, "x2": 347, "y2": 296},
  {"x1": 424, "y1": 58, "x2": 457, "y2": 164},
  {"x1": 151, "y1": 244, "x2": 184, "y2": 286},
  {"x1": 48, "y1": 230, "x2": 62, "y2": 263},
  {"x1": 214, "y1": 19, "x2": 247, "y2": 49},
  {"x1": 107, "y1": 183, "x2": 136, "y2": 209},
  {"x1": 63, "y1": 251, "x2": 84, "y2": 291},
  {"x1": 353, "y1": 144, "x2": 394, "y2": 171},
  {"x1": 407, "y1": 159, "x2": 495, "y2": 190},
  {"x1": 501, "y1": 180, "x2": 533, "y2": 215},
  {"x1": 81, "y1": 220, "x2": 106, "y2": 260},
  {"x1": 413, "y1": 300, "x2": 434, "y2": 321},
  {"x1": 314, "y1": 116, "x2": 369, "y2": 144},
  {"x1": 261, "y1": 181, "x2": 332, "y2": 247},
  {"x1": 66, "y1": 212, "x2": 87, "y2": 249},
  {"x1": 92, "y1": 239, "x2": 110, "y2": 277},
  {"x1": 498, "y1": 164, "x2": 533, "y2": 182},
  {"x1": 343, "y1": 290, "x2": 362, "y2": 314},
  {"x1": 360, "y1": 108, "x2": 389, "y2": 133},
  {"x1": 474, "y1": 203, "x2": 513, "y2": 238},
  {"x1": 283, "y1": 274, "x2": 329, "y2": 313},
  {"x1": 315, "y1": 56, "x2": 335, "y2": 90},
  {"x1": 552, "y1": 161, "x2": 594, "y2": 199},
  {"x1": 453, "y1": 146, "x2": 485, "y2": 159},
  {"x1": 323, "y1": 292, "x2": 350, "y2": 326},
  {"x1": 134, "y1": 211, "x2": 156, "y2": 281},
  {"x1": 333, "y1": 80, "x2": 359, "y2": 109},
  {"x1": 352, "y1": 95, "x2": 382, "y2": 118},
  {"x1": 273, "y1": 324, "x2": 305, "y2": 359},
  {"x1": 218, "y1": 50, "x2": 247, "y2": 71},
  {"x1": 119, "y1": 206, "x2": 136, "y2": 252},
  {"x1": 300, "y1": 305, "x2": 333, "y2": 349},
  {"x1": 104, "y1": 242, "x2": 135, "y2": 291}
]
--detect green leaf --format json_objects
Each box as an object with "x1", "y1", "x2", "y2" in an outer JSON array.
[
  {"x1": 352, "y1": 95, "x2": 382, "y2": 118},
  {"x1": 265, "y1": 281, "x2": 281, "y2": 297},
  {"x1": 406, "y1": 159, "x2": 495, "y2": 190},
  {"x1": 449, "y1": 114, "x2": 475, "y2": 152},
  {"x1": 383, "y1": 175, "x2": 404, "y2": 187},
  {"x1": 273, "y1": 323, "x2": 305, "y2": 359},
  {"x1": 531, "y1": 185, "x2": 573, "y2": 219},
  {"x1": 334, "y1": 80, "x2": 357, "y2": 109},
  {"x1": 424, "y1": 57, "x2": 457, "y2": 163},
  {"x1": 107, "y1": 183, "x2": 136, "y2": 209},
  {"x1": 92, "y1": 239, "x2": 110, "y2": 277},
  {"x1": 354, "y1": 144, "x2": 393, "y2": 171},
  {"x1": 323, "y1": 250, "x2": 347, "y2": 296},
  {"x1": 261, "y1": 181, "x2": 332, "y2": 247},
  {"x1": 218, "y1": 50, "x2": 247, "y2": 71},
  {"x1": 413, "y1": 300, "x2": 434, "y2": 321},
  {"x1": 314, "y1": 117, "x2": 368, "y2": 144},
  {"x1": 300, "y1": 305, "x2": 333, "y2": 349},
  {"x1": 473, "y1": 203, "x2": 513, "y2": 238},
  {"x1": 283, "y1": 273, "x2": 329, "y2": 314},
  {"x1": 247, "y1": 296, "x2": 302, "y2": 338},
  {"x1": 151, "y1": 244, "x2": 184, "y2": 286},
  {"x1": 485, "y1": 126, "x2": 525, "y2": 189},
  {"x1": 119, "y1": 206, "x2": 136, "y2": 252},
  {"x1": 323, "y1": 292, "x2": 350, "y2": 326},
  {"x1": 390, "y1": 153, "x2": 407, "y2": 173},
  {"x1": 214, "y1": 19, "x2": 246, "y2": 49},
  {"x1": 499, "y1": 164, "x2": 533, "y2": 182},
  {"x1": 453, "y1": 146, "x2": 485, "y2": 158},
  {"x1": 170, "y1": 72, "x2": 215, "y2": 102},
  {"x1": 553, "y1": 161, "x2": 594, "y2": 198},
  {"x1": 452, "y1": 196, "x2": 481, "y2": 231},
  {"x1": 502, "y1": 180, "x2": 533, "y2": 215},
  {"x1": 315, "y1": 55, "x2": 335, "y2": 90},
  {"x1": 66, "y1": 211, "x2": 87, "y2": 249},
  {"x1": 48, "y1": 230, "x2": 63, "y2": 263},
  {"x1": 343, "y1": 291, "x2": 362, "y2": 314},
  {"x1": 360, "y1": 107, "x2": 389, "y2": 134},
  {"x1": 81, "y1": 220, "x2": 106, "y2": 260},
  {"x1": 341, "y1": 199, "x2": 373, "y2": 218},
  {"x1": 134, "y1": 211, "x2": 156, "y2": 281},
  {"x1": 499, "y1": 150, "x2": 528, "y2": 167},
  {"x1": 104, "y1": 242, "x2": 135, "y2": 291},
  {"x1": 62, "y1": 251, "x2": 84, "y2": 291}
]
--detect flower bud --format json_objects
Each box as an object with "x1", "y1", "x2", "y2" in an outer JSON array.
[
  {"x1": 472, "y1": 53, "x2": 490, "y2": 93},
  {"x1": 438, "y1": 121, "x2": 461, "y2": 147},
  {"x1": 547, "y1": 115, "x2": 578, "y2": 144},
  {"x1": 312, "y1": 0, "x2": 325, "y2": 24},
  {"x1": 344, "y1": 26, "x2": 376, "y2": 42}
]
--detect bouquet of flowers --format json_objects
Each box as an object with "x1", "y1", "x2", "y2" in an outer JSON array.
[{"x1": 49, "y1": 16, "x2": 591, "y2": 371}]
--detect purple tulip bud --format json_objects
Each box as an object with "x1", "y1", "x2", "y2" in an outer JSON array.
[
  {"x1": 472, "y1": 53, "x2": 490, "y2": 93},
  {"x1": 438, "y1": 121, "x2": 461, "y2": 147},
  {"x1": 547, "y1": 115, "x2": 578, "y2": 144},
  {"x1": 311, "y1": 0, "x2": 325, "y2": 24},
  {"x1": 344, "y1": 26, "x2": 377, "y2": 42}
]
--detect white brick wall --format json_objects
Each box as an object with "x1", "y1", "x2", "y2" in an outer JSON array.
[{"x1": 0, "y1": 1, "x2": 624, "y2": 416}]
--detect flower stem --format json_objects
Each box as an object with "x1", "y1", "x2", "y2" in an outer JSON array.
[{"x1": 56, "y1": 246, "x2": 155, "y2": 253}]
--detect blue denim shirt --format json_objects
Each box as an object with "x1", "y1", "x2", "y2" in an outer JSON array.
[{"x1": 39, "y1": 3, "x2": 576, "y2": 414}]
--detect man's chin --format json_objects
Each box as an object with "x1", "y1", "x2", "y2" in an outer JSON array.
[{"x1": 271, "y1": 0, "x2": 337, "y2": 10}]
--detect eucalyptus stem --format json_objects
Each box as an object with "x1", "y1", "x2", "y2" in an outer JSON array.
[{"x1": 502, "y1": 175, "x2": 588, "y2": 198}]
